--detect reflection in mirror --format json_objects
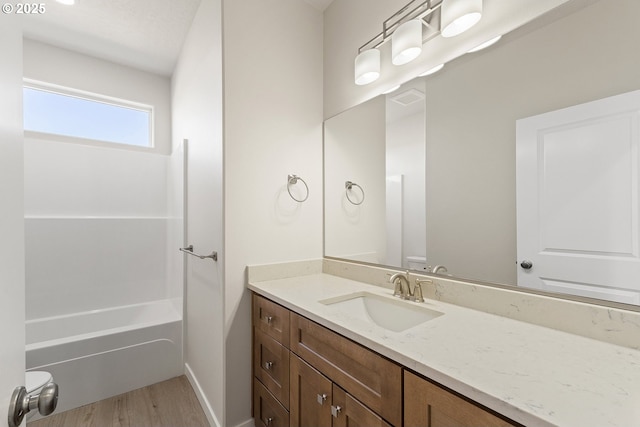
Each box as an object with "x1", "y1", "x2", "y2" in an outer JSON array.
[
  {"x1": 325, "y1": 80, "x2": 426, "y2": 269},
  {"x1": 324, "y1": 0, "x2": 640, "y2": 307}
]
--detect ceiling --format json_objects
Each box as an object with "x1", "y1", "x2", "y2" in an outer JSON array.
[{"x1": 22, "y1": 0, "x2": 333, "y2": 77}]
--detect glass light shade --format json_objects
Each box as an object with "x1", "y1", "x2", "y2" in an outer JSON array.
[
  {"x1": 419, "y1": 63, "x2": 444, "y2": 76},
  {"x1": 441, "y1": 0, "x2": 482, "y2": 38},
  {"x1": 392, "y1": 20, "x2": 423, "y2": 65},
  {"x1": 354, "y1": 49, "x2": 380, "y2": 85},
  {"x1": 467, "y1": 35, "x2": 502, "y2": 52}
]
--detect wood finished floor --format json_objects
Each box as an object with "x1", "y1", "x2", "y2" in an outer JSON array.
[{"x1": 27, "y1": 376, "x2": 209, "y2": 427}]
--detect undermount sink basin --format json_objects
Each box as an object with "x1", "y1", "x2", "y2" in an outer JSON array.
[{"x1": 319, "y1": 292, "x2": 443, "y2": 332}]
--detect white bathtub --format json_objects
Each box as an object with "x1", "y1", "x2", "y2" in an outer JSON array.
[{"x1": 26, "y1": 299, "x2": 183, "y2": 415}]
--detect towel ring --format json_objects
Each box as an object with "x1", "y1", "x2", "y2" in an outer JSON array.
[
  {"x1": 345, "y1": 181, "x2": 365, "y2": 205},
  {"x1": 287, "y1": 174, "x2": 309, "y2": 203}
]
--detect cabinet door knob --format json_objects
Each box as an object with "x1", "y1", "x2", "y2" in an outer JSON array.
[
  {"x1": 264, "y1": 361, "x2": 273, "y2": 370},
  {"x1": 331, "y1": 405, "x2": 342, "y2": 418},
  {"x1": 264, "y1": 416, "x2": 273, "y2": 426},
  {"x1": 317, "y1": 393, "x2": 327, "y2": 405},
  {"x1": 265, "y1": 315, "x2": 273, "y2": 324}
]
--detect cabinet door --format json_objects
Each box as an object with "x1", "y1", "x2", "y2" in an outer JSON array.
[
  {"x1": 404, "y1": 371, "x2": 518, "y2": 427},
  {"x1": 290, "y1": 354, "x2": 332, "y2": 427},
  {"x1": 332, "y1": 385, "x2": 392, "y2": 427}
]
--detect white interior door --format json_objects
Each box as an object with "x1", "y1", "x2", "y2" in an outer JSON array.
[
  {"x1": 1, "y1": 19, "x2": 26, "y2": 425},
  {"x1": 516, "y1": 90, "x2": 640, "y2": 305}
]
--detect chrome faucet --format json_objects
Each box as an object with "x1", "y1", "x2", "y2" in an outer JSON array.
[{"x1": 389, "y1": 271, "x2": 411, "y2": 299}]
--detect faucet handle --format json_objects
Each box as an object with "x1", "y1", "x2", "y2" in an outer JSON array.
[
  {"x1": 416, "y1": 278, "x2": 433, "y2": 287},
  {"x1": 412, "y1": 282, "x2": 425, "y2": 303},
  {"x1": 414, "y1": 278, "x2": 434, "y2": 303}
]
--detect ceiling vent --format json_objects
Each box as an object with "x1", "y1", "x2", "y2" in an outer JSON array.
[{"x1": 389, "y1": 88, "x2": 425, "y2": 106}]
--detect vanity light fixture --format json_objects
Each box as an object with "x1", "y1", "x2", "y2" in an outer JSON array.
[
  {"x1": 419, "y1": 63, "x2": 444, "y2": 76},
  {"x1": 441, "y1": 0, "x2": 482, "y2": 38},
  {"x1": 392, "y1": 20, "x2": 423, "y2": 65},
  {"x1": 467, "y1": 34, "x2": 502, "y2": 52},
  {"x1": 354, "y1": 49, "x2": 381, "y2": 85},
  {"x1": 354, "y1": 0, "x2": 483, "y2": 85}
]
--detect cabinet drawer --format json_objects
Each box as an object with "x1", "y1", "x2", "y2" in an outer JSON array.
[
  {"x1": 254, "y1": 378, "x2": 289, "y2": 427},
  {"x1": 254, "y1": 328, "x2": 290, "y2": 409},
  {"x1": 253, "y1": 294, "x2": 290, "y2": 347},
  {"x1": 290, "y1": 313, "x2": 402, "y2": 426},
  {"x1": 404, "y1": 370, "x2": 520, "y2": 427}
]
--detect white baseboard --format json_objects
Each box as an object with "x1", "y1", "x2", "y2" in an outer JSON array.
[
  {"x1": 185, "y1": 363, "x2": 222, "y2": 427},
  {"x1": 233, "y1": 418, "x2": 255, "y2": 427}
]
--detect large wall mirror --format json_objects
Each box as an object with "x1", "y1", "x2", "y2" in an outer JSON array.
[{"x1": 324, "y1": 0, "x2": 640, "y2": 308}]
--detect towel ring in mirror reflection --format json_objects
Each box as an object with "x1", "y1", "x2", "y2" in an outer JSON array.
[
  {"x1": 287, "y1": 174, "x2": 309, "y2": 203},
  {"x1": 345, "y1": 181, "x2": 365, "y2": 205}
]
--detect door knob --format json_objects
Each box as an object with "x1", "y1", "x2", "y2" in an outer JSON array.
[
  {"x1": 8, "y1": 382, "x2": 59, "y2": 427},
  {"x1": 520, "y1": 260, "x2": 533, "y2": 270}
]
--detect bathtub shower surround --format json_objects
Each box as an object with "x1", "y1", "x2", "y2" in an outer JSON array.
[{"x1": 23, "y1": 129, "x2": 184, "y2": 412}]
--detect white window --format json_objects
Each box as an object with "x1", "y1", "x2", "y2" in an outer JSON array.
[{"x1": 23, "y1": 81, "x2": 153, "y2": 149}]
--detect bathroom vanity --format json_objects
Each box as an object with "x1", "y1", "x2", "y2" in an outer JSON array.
[
  {"x1": 248, "y1": 260, "x2": 640, "y2": 427},
  {"x1": 252, "y1": 293, "x2": 515, "y2": 427}
]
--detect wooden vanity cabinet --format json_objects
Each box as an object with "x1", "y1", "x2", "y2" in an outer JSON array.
[{"x1": 404, "y1": 371, "x2": 519, "y2": 427}]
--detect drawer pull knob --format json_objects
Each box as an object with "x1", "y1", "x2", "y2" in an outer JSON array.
[
  {"x1": 264, "y1": 361, "x2": 273, "y2": 370},
  {"x1": 264, "y1": 416, "x2": 273, "y2": 426},
  {"x1": 331, "y1": 405, "x2": 342, "y2": 418},
  {"x1": 265, "y1": 315, "x2": 273, "y2": 324},
  {"x1": 317, "y1": 393, "x2": 327, "y2": 405}
]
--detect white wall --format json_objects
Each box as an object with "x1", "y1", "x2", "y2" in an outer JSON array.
[
  {"x1": 323, "y1": 0, "x2": 569, "y2": 118},
  {"x1": 223, "y1": 0, "x2": 323, "y2": 425},
  {"x1": 0, "y1": 17, "x2": 25, "y2": 424},
  {"x1": 171, "y1": 0, "x2": 224, "y2": 426},
  {"x1": 325, "y1": 96, "x2": 386, "y2": 263}
]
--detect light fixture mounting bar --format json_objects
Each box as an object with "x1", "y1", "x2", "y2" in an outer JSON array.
[{"x1": 358, "y1": 0, "x2": 443, "y2": 54}]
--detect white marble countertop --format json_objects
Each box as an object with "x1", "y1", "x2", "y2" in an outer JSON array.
[{"x1": 248, "y1": 273, "x2": 640, "y2": 427}]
